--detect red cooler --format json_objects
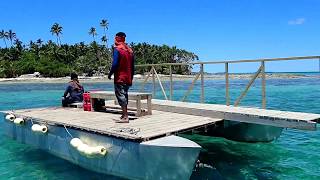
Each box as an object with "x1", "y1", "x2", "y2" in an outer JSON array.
[
  {"x1": 83, "y1": 92, "x2": 91, "y2": 103},
  {"x1": 83, "y1": 92, "x2": 91, "y2": 111}
]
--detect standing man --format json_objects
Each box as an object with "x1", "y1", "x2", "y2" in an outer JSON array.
[{"x1": 108, "y1": 32, "x2": 134, "y2": 123}]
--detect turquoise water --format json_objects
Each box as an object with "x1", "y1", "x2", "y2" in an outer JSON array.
[{"x1": 0, "y1": 77, "x2": 319, "y2": 179}]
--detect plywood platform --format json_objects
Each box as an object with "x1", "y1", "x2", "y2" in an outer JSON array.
[
  {"x1": 4, "y1": 98, "x2": 319, "y2": 142},
  {"x1": 7, "y1": 107, "x2": 222, "y2": 141},
  {"x1": 147, "y1": 100, "x2": 320, "y2": 130}
]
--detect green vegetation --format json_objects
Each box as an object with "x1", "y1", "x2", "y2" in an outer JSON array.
[{"x1": 0, "y1": 20, "x2": 198, "y2": 78}]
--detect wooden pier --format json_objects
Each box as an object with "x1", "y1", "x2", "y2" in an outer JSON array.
[
  {"x1": 146, "y1": 100, "x2": 320, "y2": 130},
  {"x1": 5, "y1": 95, "x2": 320, "y2": 143},
  {"x1": 7, "y1": 107, "x2": 222, "y2": 141}
]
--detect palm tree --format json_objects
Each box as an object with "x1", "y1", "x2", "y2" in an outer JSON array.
[
  {"x1": 100, "y1": 19, "x2": 109, "y2": 46},
  {"x1": 101, "y1": 35, "x2": 107, "y2": 46},
  {"x1": 50, "y1": 23, "x2": 63, "y2": 45},
  {"x1": 0, "y1": 30, "x2": 8, "y2": 48},
  {"x1": 36, "y1": 38, "x2": 43, "y2": 46},
  {"x1": 7, "y1": 30, "x2": 16, "y2": 46},
  {"x1": 100, "y1": 19, "x2": 109, "y2": 34},
  {"x1": 14, "y1": 38, "x2": 23, "y2": 53},
  {"x1": 88, "y1": 27, "x2": 97, "y2": 42}
]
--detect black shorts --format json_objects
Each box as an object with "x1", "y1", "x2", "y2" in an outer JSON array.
[{"x1": 115, "y1": 84, "x2": 130, "y2": 107}]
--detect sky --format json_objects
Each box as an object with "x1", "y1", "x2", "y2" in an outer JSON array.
[{"x1": 1, "y1": 0, "x2": 319, "y2": 73}]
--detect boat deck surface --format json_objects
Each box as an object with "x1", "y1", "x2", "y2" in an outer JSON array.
[
  {"x1": 132, "y1": 99, "x2": 320, "y2": 130},
  {"x1": 4, "y1": 99, "x2": 320, "y2": 141},
  {"x1": 8, "y1": 107, "x2": 222, "y2": 141}
]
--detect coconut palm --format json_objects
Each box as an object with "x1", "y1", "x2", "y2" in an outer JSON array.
[
  {"x1": 101, "y1": 35, "x2": 108, "y2": 46},
  {"x1": 0, "y1": 30, "x2": 8, "y2": 48},
  {"x1": 14, "y1": 38, "x2": 23, "y2": 52},
  {"x1": 36, "y1": 38, "x2": 43, "y2": 46},
  {"x1": 100, "y1": 19, "x2": 109, "y2": 34},
  {"x1": 100, "y1": 19, "x2": 109, "y2": 46},
  {"x1": 88, "y1": 27, "x2": 97, "y2": 42},
  {"x1": 50, "y1": 23, "x2": 63, "y2": 45},
  {"x1": 7, "y1": 30, "x2": 16, "y2": 46}
]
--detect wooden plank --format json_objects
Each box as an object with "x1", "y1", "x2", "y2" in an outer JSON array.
[
  {"x1": 152, "y1": 67, "x2": 168, "y2": 100},
  {"x1": 135, "y1": 56, "x2": 320, "y2": 67},
  {"x1": 145, "y1": 100, "x2": 320, "y2": 130},
  {"x1": 90, "y1": 91, "x2": 151, "y2": 100},
  {"x1": 200, "y1": 64, "x2": 205, "y2": 103},
  {"x1": 261, "y1": 61, "x2": 266, "y2": 109},
  {"x1": 141, "y1": 118, "x2": 219, "y2": 134},
  {"x1": 147, "y1": 95, "x2": 152, "y2": 115},
  {"x1": 181, "y1": 73, "x2": 200, "y2": 102},
  {"x1": 136, "y1": 96, "x2": 142, "y2": 117},
  {"x1": 225, "y1": 62, "x2": 230, "y2": 106},
  {"x1": 234, "y1": 66, "x2": 262, "y2": 106},
  {"x1": 140, "y1": 67, "x2": 154, "y2": 92},
  {"x1": 6, "y1": 107, "x2": 222, "y2": 141},
  {"x1": 169, "y1": 65, "x2": 173, "y2": 100},
  {"x1": 152, "y1": 66, "x2": 156, "y2": 96},
  {"x1": 90, "y1": 91, "x2": 152, "y2": 116}
]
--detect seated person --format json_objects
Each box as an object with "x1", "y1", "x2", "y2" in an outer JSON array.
[{"x1": 62, "y1": 73, "x2": 84, "y2": 107}]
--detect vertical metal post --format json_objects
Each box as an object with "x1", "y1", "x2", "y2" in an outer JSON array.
[
  {"x1": 225, "y1": 63, "x2": 230, "y2": 106},
  {"x1": 319, "y1": 58, "x2": 320, "y2": 72},
  {"x1": 152, "y1": 66, "x2": 156, "y2": 97},
  {"x1": 200, "y1": 64, "x2": 204, "y2": 103},
  {"x1": 169, "y1": 65, "x2": 173, "y2": 100},
  {"x1": 261, "y1": 61, "x2": 266, "y2": 109}
]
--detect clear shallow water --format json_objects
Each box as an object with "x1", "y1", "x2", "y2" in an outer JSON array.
[{"x1": 0, "y1": 78, "x2": 319, "y2": 180}]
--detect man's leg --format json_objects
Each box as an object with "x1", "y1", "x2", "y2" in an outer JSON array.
[
  {"x1": 115, "y1": 84, "x2": 129, "y2": 122},
  {"x1": 122, "y1": 85, "x2": 129, "y2": 119},
  {"x1": 122, "y1": 105, "x2": 128, "y2": 119}
]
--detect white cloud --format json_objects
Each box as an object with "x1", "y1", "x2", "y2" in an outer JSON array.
[{"x1": 288, "y1": 18, "x2": 306, "y2": 25}]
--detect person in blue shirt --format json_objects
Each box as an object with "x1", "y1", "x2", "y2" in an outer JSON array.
[
  {"x1": 108, "y1": 32, "x2": 134, "y2": 122},
  {"x1": 62, "y1": 73, "x2": 84, "y2": 107}
]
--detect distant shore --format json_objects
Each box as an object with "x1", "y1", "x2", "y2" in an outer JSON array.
[{"x1": 0, "y1": 73, "x2": 318, "y2": 84}]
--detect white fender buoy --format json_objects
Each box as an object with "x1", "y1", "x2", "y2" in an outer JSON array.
[
  {"x1": 31, "y1": 124, "x2": 48, "y2": 133},
  {"x1": 91, "y1": 146, "x2": 107, "y2": 156},
  {"x1": 5, "y1": 114, "x2": 15, "y2": 121},
  {"x1": 84, "y1": 147, "x2": 95, "y2": 156},
  {"x1": 70, "y1": 138, "x2": 107, "y2": 157},
  {"x1": 82, "y1": 146, "x2": 107, "y2": 157},
  {"x1": 70, "y1": 138, "x2": 83, "y2": 148},
  {"x1": 13, "y1": 118, "x2": 24, "y2": 125},
  {"x1": 77, "y1": 143, "x2": 89, "y2": 153}
]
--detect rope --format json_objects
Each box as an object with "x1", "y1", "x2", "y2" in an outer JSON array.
[{"x1": 64, "y1": 125, "x2": 74, "y2": 138}]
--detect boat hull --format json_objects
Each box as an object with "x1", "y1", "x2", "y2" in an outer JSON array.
[
  {"x1": 1, "y1": 117, "x2": 201, "y2": 180},
  {"x1": 202, "y1": 120, "x2": 283, "y2": 142}
]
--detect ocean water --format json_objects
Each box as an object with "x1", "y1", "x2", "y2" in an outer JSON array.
[{"x1": 0, "y1": 77, "x2": 319, "y2": 180}]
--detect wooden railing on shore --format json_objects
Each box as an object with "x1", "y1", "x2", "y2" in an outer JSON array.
[{"x1": 136, "y1": 55, "x2": 320, "y2": 109}]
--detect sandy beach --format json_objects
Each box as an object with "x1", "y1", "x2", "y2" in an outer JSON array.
[{"x1": 0, "y1": 73, "x2": 317, "y2": 84}]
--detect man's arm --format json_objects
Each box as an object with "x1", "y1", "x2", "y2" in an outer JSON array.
[
  {"x1": 108, "y1": 49, "x2": 120, "y2": 79},
  {"x1": 63, "y1": 85, "x2": 71, "y2": 98}
]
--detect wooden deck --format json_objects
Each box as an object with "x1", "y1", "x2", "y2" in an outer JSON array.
[
  {"x1": 7, "y1": 107, "x2": 222, "y2": 141},
  {"x1": 128, "y1": 99, "x2": 320, "y2": 130},
  {"x1": 4, "y1": 98, "x2": 320, "y2": 142}
]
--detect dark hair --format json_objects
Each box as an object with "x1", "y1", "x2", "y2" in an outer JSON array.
[
  {"x1": 116, "y1": 32, "x2": 126, "y2": 37},
  {"x1": 71, "y1": 72, "x2": 78, "y2": 80}
]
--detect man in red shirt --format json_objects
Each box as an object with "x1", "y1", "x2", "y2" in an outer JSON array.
[{"x1": 108, "y1": 32, "x2": 134, "y2": 123}]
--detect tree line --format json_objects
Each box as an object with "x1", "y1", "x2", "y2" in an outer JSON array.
[{"x1": 0, "y1": 20, "x2": 198, "y2": 78}]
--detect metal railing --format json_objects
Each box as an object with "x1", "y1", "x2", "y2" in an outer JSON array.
[{"x1": 136, "y1": 55, "x2": 320, "y2": 109}]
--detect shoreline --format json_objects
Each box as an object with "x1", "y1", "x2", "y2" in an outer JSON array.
[{"x1": 0, "y1": 73, "x2": 318, "y2": 84}]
